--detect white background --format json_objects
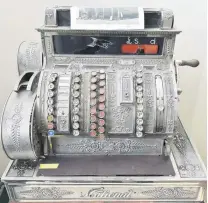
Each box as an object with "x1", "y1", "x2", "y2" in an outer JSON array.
[{"x1": 0, "y1": 0, "x2": 206, "y2": 174}]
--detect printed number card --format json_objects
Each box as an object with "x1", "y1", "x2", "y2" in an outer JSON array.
[{"x1": 70, "y1": 7, "x2": 144, "y2": 30}]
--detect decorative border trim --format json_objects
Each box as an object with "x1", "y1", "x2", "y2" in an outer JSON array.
[
  {"x1": 51, "y1": 57, "x2": 169, "y2": 68},
  {"x1": 38, "y1": 27, "x2": 181, "y2": 36},
  {"x1": 52, "y1": 137, "x2": 163, "y2": 155},
  {"x1": 11, "y1": 185, "x2": 201, "y2": 201},
  {"x1": 171, "y1": 119, "x2": 207, "y2": 178}
]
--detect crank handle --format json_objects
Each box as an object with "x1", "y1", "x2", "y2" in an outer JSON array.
[{"x1": 175, "y1": 59, "x2": 199, "y2": 67}]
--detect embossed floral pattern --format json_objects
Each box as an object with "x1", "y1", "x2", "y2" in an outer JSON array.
[
  {"x1": 143, "y1": 73, "x2": 155, "y2": 132},
  {"x1": 12, "y1": 160, "x2": 37, "y2": 176},
  {"x1": 172, "y1": 120, "x2": 206, "y2": 178},
  {"x1": 56, "y1": 138, "x2": 161, "y2": 155},
  {"x1": 107, "y1": 73, "x2": 134, "y2": 133},
  {"x1": 141, "y1": 187, "x2": 197, "y2": 199},
  {"x1": 6, "y1": 103, "x2": 23, "y2": 152},
  {"x1": 19, "y1": 187, "x2": 74, "y2": 199}
]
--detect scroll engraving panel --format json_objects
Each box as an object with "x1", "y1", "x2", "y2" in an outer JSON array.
[
  {"x1": 52, "y1": 137, "x2": 163, "y2": 155},
  {"x1": 45, "y1": 36, "x2": 53, "y2": 58},
  {"x1": 161, "y1": 9, "x2": 174, "y2": 29},
  {"x1": 45, "y1": 8, "x2": 56, "y2": 26},
  {"x1": 12, "y1": 185, "x2": 201, "y2": 201},
  {"x1": 107, "y1": 72, "x2": 134, "y2": 134},
  {"x1": 1, "y1": 91, "x2": 40, "y2": 160},
  {"x1": 172, "y1": 119, "x2": 206, "y2": 178},
  {"x1": 6, "y1": 160, "x2": 37, "y2": 177},
  {"x1": 82, "y1": 72, "x2": 91, "y2": 133},
  {"x1": 119, "y1": 72, "x2": 134, "y2": 104},
  {"x1": 143, "y1": 73, "x2": 156, "y2": 133},
  {"x1": 163, "y1": 73, "x2": 177, "y2": 133},
  {"x1": 17, "y1": 42, "x2": 42, "y2": 75},
  {"x1": 155, "y1": 75, "x2": 164, "y2": 132},
  {"x1": 52, "y1": 57, "x2": 168, "y2": 69}
]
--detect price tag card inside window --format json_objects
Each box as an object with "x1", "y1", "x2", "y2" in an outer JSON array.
[{"x1": 70, "y1": 7, "x2": 144, "y2": 30}]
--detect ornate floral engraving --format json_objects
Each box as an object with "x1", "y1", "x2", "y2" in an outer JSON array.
[
  {"x1": 118, "y1": 59, "x2": 136, "y2": 66},
  {"x1": 163, "y1": 73, "x2": 176, "y2": 133},
  {"x1": 112, "y1": 63, "x2": 136, "y2": 71},
  {"x1": 75, "y1": 57, "x2": 116, "y2": 65},
  {"x1": 54, "y1": 138, "x2": 162, "y2": 155},
  {"x1": 39, "y1": 72, "x2": 49, "y2": 132},
  {"x1": 141, "y1": 187, "x2": 198, "y2": 199},
  {"x1": 5, "y1": 103, "x2": 23, "y2": 152},
  {"x1": 19, "y1": 187, "x2": 74, "y2": 199},
  {"x1": 45, "y1": 37, "x2": 53, "y2": 57},
  {"x1": 45, "y1": 8, "x2": 55, "y2": 25},
  {"x1": 52, "y1": 57, "x2": 169, "y2": 71},
  {"x1": 164, "y1": 36, "x2": 176, "y2": 56},
  {"x1": 172, "y1": 119, "x2": 206, "y2": 178},
  {"x1": 12, "y1": 184, "x2": 201, "y2": 201},
  {"x1": 52, "y1": 57, "x2": 73, "y2": 64},
  {"x1": 18, "y1": 42, "x2": 42, "y2": 74},
  {"x1": 82, "y1": 73, "x2": 91, "y2": 132},
  {"x1": 143, "y1": 73, "x2": 155, "y2": 133},
  {"x1": 8, "y1": 160, "x2": 37, "y2": 177},
  {"x1": 173, "y1": 133, "x2": 186, "y2": 155},
  {"x1": 110, "y1": 106, "x2": 132, "y2": 133},
  {"x1": 25, "y1": 43, "x2": 39, "y2": 68},
  {"x1": 162, "y1": 10, "x2": 174, "y2": 20},
  {"x1": 31, "y1": 119, "x2": 41, "y2": 156},
  {"x1": 2, "y1": 91, "x2": 40, "y2": 160},
  {"x1": 161, "y1": 10, "x2": 174, "y2": 29},
  {"x1": 107, "y1": 73, "x2": 134, "y2": 133}
]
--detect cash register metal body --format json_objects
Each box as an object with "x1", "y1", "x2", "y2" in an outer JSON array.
[{"x1": 1, "y1": 6, "x2": 206, "y2": 202}]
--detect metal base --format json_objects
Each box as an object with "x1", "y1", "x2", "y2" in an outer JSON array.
[
  {"x1": 37, "y1": 155, "x2": 175, "y2": 176},
  {"x1": 1, "y1": 120, "x2": 206, "y2": 202}
]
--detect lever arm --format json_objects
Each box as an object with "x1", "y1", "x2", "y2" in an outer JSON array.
[{"x1": 176, "y1": 59, "x2": 199, "y2": 67}]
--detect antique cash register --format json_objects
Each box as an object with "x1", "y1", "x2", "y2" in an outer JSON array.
[{"x1": 1, "y1": 7, "x2": 207, "y2": 202}]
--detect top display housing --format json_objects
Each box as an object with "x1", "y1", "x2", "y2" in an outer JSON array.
[{"x1": 43, "y1": 7, "x2": 174, "y2": 29}]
